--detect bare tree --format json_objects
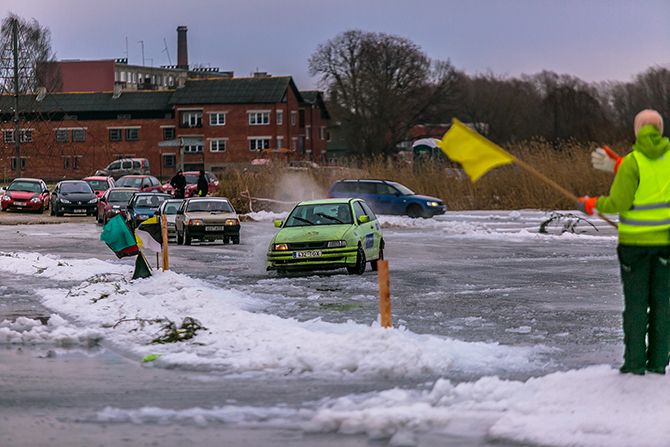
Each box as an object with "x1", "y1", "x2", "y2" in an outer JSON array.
[
  {"x1": 309, "y1": 30, "x2": 460, "y2": 158},
  {"x1": 0, "y1": 13, "x2": 61, "y2": 94}
]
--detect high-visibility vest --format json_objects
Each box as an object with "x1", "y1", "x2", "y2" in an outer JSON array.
[{"x1": 619, "y1": 151, "x2": 670, "y2": 233}]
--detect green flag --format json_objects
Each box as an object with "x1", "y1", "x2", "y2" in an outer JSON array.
[
  {"x1": 132, "y1": 251, "x2": 152, "y2": 279},
  {"x1": 100, "y1": 215, "x2": 139, "y2": 258}
]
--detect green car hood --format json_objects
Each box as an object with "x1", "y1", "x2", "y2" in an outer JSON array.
[{"x1": 273, "y1": 225, "x2": 352, "y2": 243}]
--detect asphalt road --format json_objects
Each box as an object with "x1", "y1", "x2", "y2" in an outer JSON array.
[{"x1": 0, "y1": 210, "x2": 623, "y2": 446}]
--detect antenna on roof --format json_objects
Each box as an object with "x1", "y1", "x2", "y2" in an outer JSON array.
[{"x1": 162, "y1": 38, "x2": 172, "y2": 66}]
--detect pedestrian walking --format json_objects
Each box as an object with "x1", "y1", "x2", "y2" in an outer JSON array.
[
  {"x1": 578, "y1": 109, "x2": 670, "y2": 375},
  {"x1": 196, "y1": 169, "x2": 208, "y2": 197},
  {"x1": 170, "y1": 170, "x2": 186, "y2": 199}
]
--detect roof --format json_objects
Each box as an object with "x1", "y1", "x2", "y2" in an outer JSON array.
[
  {"x1": 0, "y1": 91, "x2": 174, "y2": 114},
  {"x1": 169, "y1": 77, "x2": 303, "y2": 105}
]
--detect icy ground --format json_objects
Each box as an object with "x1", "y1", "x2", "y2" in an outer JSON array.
[{"x1": 2, "y1": 210, "x2": 667, "y2": 446}]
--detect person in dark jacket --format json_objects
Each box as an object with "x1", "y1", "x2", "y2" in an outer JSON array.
[
  {"x1": 170, "y1": 170, "x2": 187, "y2": 199},
  {"x1": 196, "y1": 170, "x2": 208, "y2": 197},
  {"x1": 578, "y1": 109, "x2": 670, "y2": 375}
]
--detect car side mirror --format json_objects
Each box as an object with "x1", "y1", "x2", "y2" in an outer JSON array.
[
  {"x1": 154, "y1": 210, "x2": 161, "y2": 215},
  {"x1": 358, "y1": 215, "x2": 370, "y2": 224},
  {"x1": 394, "y1": 192, "x2": 401, "y2": 196},
  {"x1": 274, "y1": 220, "x2": 283, "y2": 228}
]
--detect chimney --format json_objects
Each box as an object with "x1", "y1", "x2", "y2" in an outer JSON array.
[{"x1": 177, "y1": 26, "x2": 188, "y2": 69}]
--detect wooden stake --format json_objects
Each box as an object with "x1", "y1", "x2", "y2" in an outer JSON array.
[
  {"x1": 156, "y1": 252, "x2": 160, "y2": 269},
  {"x1": 377, "y1": 260, "x2": 392, "y2": 328},
  {"x1": 161, "y1": 215, "x2": 169, "y2": 271}
]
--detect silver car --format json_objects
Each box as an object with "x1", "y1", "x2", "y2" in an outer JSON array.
[
  {"x1": 175, "y1": 197, "x2": 240, "y2": 245},
  {"x1": 155, "y1": 199, "x2": 183, "y2": 240}
]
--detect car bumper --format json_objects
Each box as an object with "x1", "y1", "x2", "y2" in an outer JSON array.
[
  {"x1": 186, "y1": 224, "x2": 240, "y2": 240},
  {"x1": 57, "y1": 203, "x2": 96, "y2": 214},
  {"x1": 266, "y1": 247, "x2": 358, "y2": 271},
  {"x1": 427, "y1": 205, "x2": 447, "y2": 216},
  {"x1": 2, "y1": 201, "x2": 43, "y2": 211}
]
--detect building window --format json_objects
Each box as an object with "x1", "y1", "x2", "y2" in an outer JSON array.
[
  {"x1": 3, "y1": 130, "x2": 14, "y2": 143},
  {"x1": 209, "y1": 112, "x2": 226, "y2": 126},
  {"x1": 299, "y1": 109, "x2": 305, "y2": 128},
  {"x1": 120, "y1": 71, "x2": 126, "y2": 82},
  {"x1": 73, "y1": 156, "x2": 80, "y2": 170},
  {"x1": 19, "y1": 130, "x2": 33, "y2": 143},
  {"x1": 210, "y1": 139, "x2": 226, "y2": 152},
  {"x1": 181, "y1": 111, "x2": 202, "y2": 128},
  {"x1": 56, "y1": 129, "x2": 69, "y2": 142},
  {"x1": 11, "y1": 157, "x2": 26, "y2": 171},
  {"x1": 320, "y1": 126, "x2": 326, "y2": 140},
  {"x1": 163, "y1": 127, "x2": 175, "y2": 140},
  {"x1": 249, "y1": 138, "x2": 271, "y2": 151},
  {"x1": 72, "y1": 129, "x2": 85, "y2": 142},
  {"x1": 277, "y1": 136, "x2": 284, "y2": 149},
  {"x1": 184, "y1": 137, "x2": 203, "y2": 153},
  {"x1": 109, "y1": 129, "x2": 122, "y2": 142},
  {"x1": 169, "y1": 76, "x2": 174, "y2": 86},
  {"x1": 277, "y1": 110, "x2": 283, "y2": 126},
  {"x1": 305, "y1": 125, "x2": 310, "y2": 140},
  {"x1": 249, "y1": 111, "x2": 270, "y2": 125},
  {"x1": 63, "y1": 156, "x2": 70, "y2": 170},
  {"x1": 291, "y1": 137, "x2": 297, "y2": 151},
  {"x1": 125, "y1": 128, "x2": 139, "y2": 141},
  {"x1": 291, "y1": 111, "x2": 297, "y2": 126},
  {"x1": 132, "y1": 72, "x2": 137, "y2": 83},
  {"x1": 163, "y1": 154, "x2": 176, "y2": 168}
]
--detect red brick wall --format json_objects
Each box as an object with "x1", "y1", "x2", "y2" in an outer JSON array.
[{"x1": 56, "y1": 60, "x2": 116, "y2": 93}]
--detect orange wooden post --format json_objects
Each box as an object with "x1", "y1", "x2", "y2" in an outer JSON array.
[
  {"x1": 161, "y1": 215, "x2": 169, "y2": 271},
  {"x1": 377, "y1": 260, "x2": 391, "y2": 328}
]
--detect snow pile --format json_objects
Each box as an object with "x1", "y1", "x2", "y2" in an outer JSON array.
[
  {"x1": 0, "y1": 251, "x2": 550, "y2": 377},
  {"x1": 244, "y1": 210, "x2": 289, "y2": 222},
  {"x1": 0, "y1": 315, "x2": 103, "y2": 346},
  {"x1": 0, "y1": 251, "x2": 129, "y2": 281}
]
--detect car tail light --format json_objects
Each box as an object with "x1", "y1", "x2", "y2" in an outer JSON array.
[{"x1": 327, "y1": 193, "x2": 331, "y2": 198}]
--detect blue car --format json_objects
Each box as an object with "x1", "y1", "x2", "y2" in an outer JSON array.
[
  {"x1": 125, "y1": 192, "x2": 171, "y2": 229},
  {"x1": 327, "y1": 179, "x2": 446, "y2": 218}
]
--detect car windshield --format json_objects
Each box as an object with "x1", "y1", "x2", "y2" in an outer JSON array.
[
  {"x1": 8, "y1": 181, "x2": 41, "y2": 193},
  {"x1": 61, "y1": 182, "x2": 93, "y2": 194},
  {"x1": 108, "y1": 190, "x2": 136, "y2": 203},
  {"x1": 163, "y1": 202, "x2": 181, "y2": 214},
  {"x1": 391, "y1": 183, "x2": 415, "y2": 195},
  {"x1": 285, "y1": 203, "x2": 353, "y2": 227},
  {"x1": 85, "y1": 180, "x2": 110, "y2": 191},
  {"x1": 186, "y1": 200, "x2": 234, "y2": 213},
  {"x1": 117, "y1": 177, "x2": 143, "y2": 188},
  {"x1": 184, "y1": 174, "x2": 198, "y2": 184},
  {"x1": 133, "y1": 195, "x2": 168, "y2": 208}
]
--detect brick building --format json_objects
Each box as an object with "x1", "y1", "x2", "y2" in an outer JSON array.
[{"x1": 0, "y1": 76, "x2": 329, "y2": 182}]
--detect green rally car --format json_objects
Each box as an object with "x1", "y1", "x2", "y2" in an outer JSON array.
[{"x1": 267, "y1": 198, "x2": 384, "y2": 274}]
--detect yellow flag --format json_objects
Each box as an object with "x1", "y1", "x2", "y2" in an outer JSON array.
[{"x1": 436, "y1": 119, "x2": 516, "y2": 182}]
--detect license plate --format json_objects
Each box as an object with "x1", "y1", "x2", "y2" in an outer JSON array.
[
  {"x1": 74, "y1": 209, "x2": 86, "y2": 213},
  {"x1": 293, "y1": 250, "x2": 321, "y2": 258},
  {"x1": 15, "y1": 202, "x2": 26, "y2": 206},
  {"x1": 205, "y1": 226, "x2": 225, "y2": 231}
]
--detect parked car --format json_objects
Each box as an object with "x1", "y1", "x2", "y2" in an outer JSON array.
[
  {"x1": 163, "y1": 171, "x2": 219, "y2": 197},
  {"x1": 95, "y1": 158, "x2": 150, "y2": 180},
  {"x1": 83, "y1": 176, "x2": 116, "y2": 198},
  {"x1": 97, "y1": 187, "x2": 139, "y2": 225},
  {"x1": 116, "y1": 175, "x2": 165, "y2": 193},
  {"x1": 327, "y1": 179, "x2": 446, "y2": 218},
  {"x1": 155, "y1": 199, "x2": 184, "y2": 241},
  {"x1": 267, "y1": 198, "x2": 384, "y2": 275},
  {"x1": 125, "y1": 192, "x2": 171, "y2": 230},
  {"x1": 50, "y1": 180, "x2": 98, "y2": 217},
  {"x1": 174, "y1": 197, "x2": 240, "y2": 245},
  {"x1": 0, "y1": 178, "x2": 50, "y2": 213}
]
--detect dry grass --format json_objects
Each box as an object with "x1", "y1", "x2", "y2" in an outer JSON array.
[{"x1": 216, "y1": 140, "x2": 630, "y2": 214}]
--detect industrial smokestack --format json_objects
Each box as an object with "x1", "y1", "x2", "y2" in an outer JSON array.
[{"x1": 177, "y1": 26, "x2": 188, "y2": 69}]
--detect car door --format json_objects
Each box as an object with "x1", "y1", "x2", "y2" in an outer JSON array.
[
  {"x1": 51, "y1": 183, "x2": 60, "y2": 208},
  {"x1": 360, "y1": 201, "x2": 382, "y2": 255},
  {"x1": 372, "y1": 183, "x2": 400, "y2": 215},
  {"x1": 353, "y1": 200, "x2": 377, "y2": 259},
  {"x1": 174, "y1": 200, "x2": 186, "y2": 232}
]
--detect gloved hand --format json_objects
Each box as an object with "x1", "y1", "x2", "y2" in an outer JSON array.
[
  {"x1": 577, "y1": 197, "x2": 598, "y2": 216},
  {"x1": 591, "y1": 145, "x2": 622, "y2": 173}
]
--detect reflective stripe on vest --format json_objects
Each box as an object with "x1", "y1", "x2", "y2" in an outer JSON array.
[{"x1": 619, "y1": 151, "x2": 670, "y2": 233}]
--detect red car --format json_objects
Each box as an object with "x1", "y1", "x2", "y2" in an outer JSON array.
[
  {"x1": 116, "y1": 175, "x2": 165, "y2": 193},
  {"x1": 163, "y1": 171, "x2": 219, "y2": 197},
  {"x1": 83, "y1": 176, "x2": 116, "y2": 198},
  {"x1": 96, "y1": 187, "x2": 139, "y2": 225},
  {"x1": 0, "y1": 178, "x2": 50, "y2": 213}
]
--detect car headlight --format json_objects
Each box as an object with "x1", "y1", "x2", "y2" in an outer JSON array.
[
  {"x1": 225, "y1": 219, "x2": 239, "y2": 226},
  {"x1": 88, "y1": 198, "x2": 98, "y2": 204},
  {"x1": 272, "y1": 243, "x2": 289, "y2": 251},
  {"x1": 426, "y1": 201, "x2": 439, "y2": 207},
  {"x1": 327, "y1": 240, "x2": 347, "y2": 248},
  {"x1": 189, "y1": 219, "x2": 204, "y2": 226},
  {"x1": 138, "y1": 215, "x2": 149, "y2": 221},
  {"x1": 30, "y1": 197, "x2": 41, "y2": 203},
  {"x1": 59, "y1": 198, "x2": 71, "y2": 204},
  {"x1": 1, "y1": 195, "x2": 9, "y2": 202},
  {"x1": 112, "y1": 205, "x2": 121, "y2": 209}
]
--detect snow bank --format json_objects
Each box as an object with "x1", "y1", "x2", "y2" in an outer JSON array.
[
  {"x1": 0, "y1": 251, "x2": 129, "y2": 281},
  {"x1": 0, "y1": 315, "x2": 103, "y2": 346}
]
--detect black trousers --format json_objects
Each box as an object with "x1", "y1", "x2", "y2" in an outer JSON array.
[{"x1": 617, "y1": 244, "x2": 670, "y2": 373}]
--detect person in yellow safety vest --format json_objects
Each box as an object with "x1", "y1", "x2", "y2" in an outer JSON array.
[{"x1": 578, "y1": 109, "x2": 670, "y2": 375}]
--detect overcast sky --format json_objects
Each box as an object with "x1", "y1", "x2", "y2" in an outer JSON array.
[{"x1": 4, "y1": 0, "x2": 669, "y2": 91}]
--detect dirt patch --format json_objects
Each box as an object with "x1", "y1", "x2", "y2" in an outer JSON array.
[{"x1": 0, "y1": 210, "x2": 95, "y2": 225}]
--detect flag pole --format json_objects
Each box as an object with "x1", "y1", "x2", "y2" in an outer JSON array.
[
  {"x1": 161, "y1": 215, "x2": 169, "y2": 271},
  {"x1": 514, "y1": 159, "x2": 617, "y2": 228},
  {"x1": 138, "y1": 246, "x2": 153, "y2": 271}
]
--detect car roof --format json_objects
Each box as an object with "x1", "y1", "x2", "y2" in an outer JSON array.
[
  {"x1": 185, "y1": 196, "x2": 228, "y2": 201},
  {"x1": 120, "y1": 175, "x2": 152, "y2": 178},
  {"x1": 83, "y1": 176, "x2": 112, "y2": 180},
  {"x1": 59, "y1": 180, "x2": 87, "y2": 184},
  {"x1": 108, "y1": 187, "x2": 139, "y2": 191},
  {"x1": 134, "y1": 192, "x2": 170, "y2": 196},
  {"x1": 335, "y1": 179, "x2": 395, "y2": 184},
  {"x1": 297, "y1": 198, "x2": 356, "y2": 206},
  {"x1": 11, "y1": 178, "x2": 42, "y2": 183}
]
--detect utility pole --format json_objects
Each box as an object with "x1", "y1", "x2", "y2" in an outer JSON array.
[
  {"x1": 138, "y1": 40, "x2": 145, "y2": 66},
  {"x1": 12, "y1": 18, "x2": 21, "y2": 179}
]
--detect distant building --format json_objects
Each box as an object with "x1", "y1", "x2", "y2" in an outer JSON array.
[{"x1": 0, "y1": 76, "x2": 329, "y2": 181}]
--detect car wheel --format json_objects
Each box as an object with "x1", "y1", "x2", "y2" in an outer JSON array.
[
  {"x1": 406, "y1": 204, "x2": 423, "y2": 219},
  {"x1": 347, "y1": 246, "x2": 366, "y2": 275},
  {"x1": 223, "y1": 237, "x2": 229, "y2": 244},
  {"x1": 232, "y1": 236, "x2": 240, "y2": 245},
  {"x1": 38, "y1": 203, "x2": 44, "y2": 214},
  {"x1": 184, "y1": 230, "x2": 192, "y2": 246},
  {"x1": 371, "y1": 240, "x2": 384, "y2": 272},
  {"x1": 56, "y1": 206, "x2": 63, "y2": 217},
  {"x1": 102, "y1": 214, "x2": 108, "y2": 226},
  {"x1": 176, "y1": 230, "x2": 183, "y2": 245},
  {"x1": 50, "y1": 205, "x2": 55, "y2": 216}
]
